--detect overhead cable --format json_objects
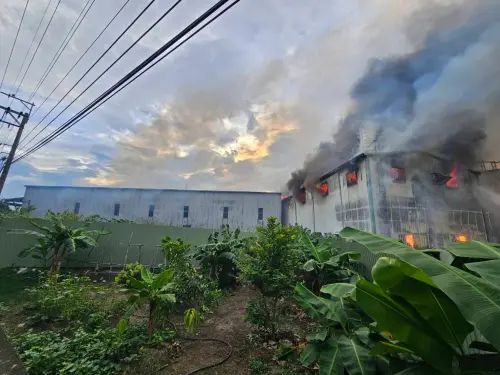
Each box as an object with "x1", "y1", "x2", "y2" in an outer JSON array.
[
  {"x1": 15, "y1": 0, "x2": 240, "y2": 162},
  {"x1": 11, "y1": 0, "x2": 64, "y2": 98},
  {"x1": 28, "y1": 0, "x2": 98, "y2": 102},
  {"x1": 19, "y1": 0, "x2": 162, "y2": 146},
  {"x1": 8, "y1": 0, "x2": 54, "y2": 102},
  {"x1": 21, "y1": 0, "x2": 184, "y2": 149},
  {"x1": 29, "y1": 0, "x2": 132, "y2": 119},
  {"x1": 0, "y1": 0, "x2": 31, "y2": 93}
]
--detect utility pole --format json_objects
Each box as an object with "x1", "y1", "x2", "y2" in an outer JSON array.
[{"x1": 0, "y1": 105, "x2": 29, "y2": 195}]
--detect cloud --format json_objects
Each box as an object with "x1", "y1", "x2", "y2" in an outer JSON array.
[{"x1": 1, "y1": 0, "x2": 460, "y2": 197}]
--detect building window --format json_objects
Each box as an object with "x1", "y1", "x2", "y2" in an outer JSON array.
[
  {"x1": 183, "y1": 206, "x2": 189, "y2": 218},
  {"x1": 258, "y1": 207, "x2": 263, "y2": 221},
  {"x1": 148, "y1": 204, "x2": 154, "y2": 218},
  {"x1": 114, "y1": 203, "x2": 120, "y2": 216},
  {"x1": 223, "y1": 206, "x2": 229, "y2": 219},
  {"x1": 346, "y1": 170, "x2": 358, "y2": 186},
  {"x1": 74, "y1": 202, "x2": 80, "y2": 214},
  {"x1": 391, "y1": 167, "x2": 406, "y2": 183}
]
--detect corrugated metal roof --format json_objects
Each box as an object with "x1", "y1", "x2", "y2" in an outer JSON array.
[{"x1": 24, "y1": 185, "x2": 282, "y2": 196}]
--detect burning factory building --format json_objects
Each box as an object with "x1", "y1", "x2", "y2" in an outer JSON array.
[
  {"x1": 284, "y1": 142, "x2": 500, "y2": 248},
  {"x1": 283, "y1": 1, "x2": 500, "y2": 247}
]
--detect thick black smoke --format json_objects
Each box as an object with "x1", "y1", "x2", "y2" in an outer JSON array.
[{"x1": 287, "y1": 1, "x2": 500, "y2": 193}]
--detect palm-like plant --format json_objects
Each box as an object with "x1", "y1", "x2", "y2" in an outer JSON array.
[
  {"x1": 10, "y1": 211, "x2": 109, "y2": 272},
  {"x1": 297, "y1": 230, "x2": 361, "y2": 294},
  {"x1": 122, "y1": 267, "x2": 176, "y2": 336},
  {"x1": 195, "y1": 225, "x2": 242, "y2": 288}
]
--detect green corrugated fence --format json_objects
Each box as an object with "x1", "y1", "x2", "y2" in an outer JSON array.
[{"x1": 0, "y1": 218, "x2": 251, "y2": 269}]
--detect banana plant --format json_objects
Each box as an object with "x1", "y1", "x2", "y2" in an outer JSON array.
[
  {"x1": 296, "y1": 230, "x2": 361, "y2": 293},
  {"x1": 341, "y1": 228, "x2": 500, "y2": 373},
  {"x1": 9, "y1": 212, "x2": 109, "y2": 272},
  {"x1": 295, "y1": 282, "x2": 389, "y2": 375},
  {"x1": 445, "y1": 241, "x2": 500, "y2": 285},
  {"x1": 195, "y1": 225, "x2": 242, "y2": 288},
  {"x1": 121, "y1": 267, "x2": 176, "y2": 336}
]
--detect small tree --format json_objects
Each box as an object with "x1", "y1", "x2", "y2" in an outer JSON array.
[
  {"x1": 10, "y1": 212, "x2": 109, "y2": 272},
  {"x1": 239, "y1": 217, "x2": 300, "y2": 339},
  {"x1": 121, "y1": 268, "x2": 176, "y2": 336}
]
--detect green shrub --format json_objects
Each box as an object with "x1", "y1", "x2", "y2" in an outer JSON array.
[
  {"x1": 24, "y1": 274, "x2": 108, "y2": 325},
  {"x1": 114, "y1": 263, "x2": 143, "y2": 285},
  {"x1": 15, "y1": 324, "x2": 151, "y2": 375},
  {"x1": 160, "y1": 235, "x2": 222, "y2": 312},
  {"x1": 239, "y1": 217, "x2": 300, "y2": 339}
]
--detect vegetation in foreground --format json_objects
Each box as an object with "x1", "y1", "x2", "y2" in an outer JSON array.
[{"x1": 1, "y1": 215, "x2": 500, "y2": 374}]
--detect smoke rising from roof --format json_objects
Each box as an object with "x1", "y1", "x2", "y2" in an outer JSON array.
[{"x1": 287, "y1": 0, "x2": 500, "y2": 193}]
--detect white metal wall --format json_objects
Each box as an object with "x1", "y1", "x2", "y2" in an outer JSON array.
[
  {"x1": 287, "y1": 159, "x2": 372, "y2": 234},
  {"x1": 23, "y1": 187, "x2": 281, "y2": 231}
]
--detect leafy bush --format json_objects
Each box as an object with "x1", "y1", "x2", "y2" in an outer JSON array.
[
  {"x1": 341, "y1": 228, "x2": 500, "y2": 374},
  {"x1": 15, "y1": 324, "x2": 151, "y2": 375},
  {"x1": 160, "y1": 235, "x2": 222, "y2": 312},
  {"x1": 114, "y1": 262, "x2": 143, "y2": 285},
  {"x1": 85, "y1": 214, "x2": 134, "y2": 224},
  {"x1": 295, "y1": 282, "x2": 392, "y2": 375},
  {"x1": 44, "y1": 209, "x2": 83, "y2": 221},
  {"x1": 239, "y1": 217, "x2": 300, "y2": 338},
  {"x1": 296, "y1": 229, "x2": 361, "y2": 293},
  {"x1": 195, "y1": 225, "x2": 242, "y2": 289},
  {"x1": 24, "y1": 274, "x2": 108, "y2": 325},
  {"x1": 10, "y1": 212, "x2": 109, "y2": 272}
]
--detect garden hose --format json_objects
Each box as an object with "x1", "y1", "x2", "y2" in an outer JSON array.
[{"x1": 156, "y1": 320, "x2": 233, "y2": 375}]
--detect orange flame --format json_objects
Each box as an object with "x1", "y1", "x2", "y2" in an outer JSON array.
[
  {"x1": 446, "y1": 164, "x2": 459, "y2": 189},
  {"x1": 405, "y1": 234, "x2": 416, "y2": 248},
  {"x1": 455, "y1": 234, "x2": 468, "y2": 242},
  {"x1": 317, "y1": 183, "x2": 328, "y2": 196}
]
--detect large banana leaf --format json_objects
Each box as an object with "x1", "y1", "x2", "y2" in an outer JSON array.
[
  {"x1": 372, "y1": 257, "x2": 473, "y2": 352},
  {"x1": 355, "y1": 280, "x2": 456, "y2": 372},
  {"x1": 319, "y1": 338, "x2": 343, "y2": 375},
  {"x1": 337, "y1": 335, "x2": 376, "y2": 375},
  {"x1": 465, "y1": 259, "x2": 500, "y2": 286},
  {"x1": 342, "y1": 227, "x2": 500, "y2": 351},
  {"x1": 446, "y1": 241, "x2": 500, "y2": 259},
  {"x1": 321, "y1": 283, "x2": 355, "y2": 298},
  {"x1": 295, "y1": 283, "x2": 347, "y2": 328}
]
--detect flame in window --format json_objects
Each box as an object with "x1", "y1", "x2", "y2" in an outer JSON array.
[
  {"x1": 317, "y1": 183, "x2": 328, "y2": 196},
  {"x1": 405, "y1": 234, "x2": 416, "y2": 248},
  {"x1": 455, "y1": 234, "x2": 468, "y2": 242},
  {"x1": 446, "y1": 164, "x2": 459, "y2": 189},
  {"x1": 346, "y1": 171, "x2": 358, "y2": 186}
]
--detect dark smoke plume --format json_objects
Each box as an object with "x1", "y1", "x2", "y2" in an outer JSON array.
[{"x1": 287, "y1": 1, "x2": 500, "y2": 193}]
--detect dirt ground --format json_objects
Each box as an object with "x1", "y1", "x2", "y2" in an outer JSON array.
[
  {"x1": 124, "y1": 285, "x2": 259, "y2": 375},
  {"x1": 169, "y1": 286, "x2": 257, "y2": 375}
]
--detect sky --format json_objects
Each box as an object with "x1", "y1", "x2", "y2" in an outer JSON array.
[{"x1": 0, "y1": 0, "x2": 457, "y2": 198}]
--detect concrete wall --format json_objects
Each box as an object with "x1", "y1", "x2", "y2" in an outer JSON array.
[
  {"x1": 287, "y1": 158, "x2": 372, "y2": 234},
  {"x1": 23, "y1": 186, "x2": 281, "y2": 231},
  {"x1": 0, "y1": 218, "x2": 252, "y2": 269}
]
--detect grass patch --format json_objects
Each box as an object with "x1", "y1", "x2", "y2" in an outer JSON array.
[{"x1": 0, "y1": 267, "x2": 38, "y2": 304}]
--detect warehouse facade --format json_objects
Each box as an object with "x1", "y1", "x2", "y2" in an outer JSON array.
[
  {"x1": 23, "y1": 186, "x2": 282, "y2": 231},
  {"x1": 285, "y1": 151, "x2": 500, "y2": 248}
]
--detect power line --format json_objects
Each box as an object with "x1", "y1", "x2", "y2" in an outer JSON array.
[
  {"x1": 20, "y1": 0, "x2": 181, "y2": 149},
  {"x1": 29, "y1": 0, "x2": 132, "y2": 120},
  {"x1": 15, "y1": 0, "x2": 240, "y2": 163},
  {"x1": 19, "y1": 0, "x2": 159, "y2": 146},
  {"x1": 66, "y1": 0, "x2": 241, "y2": 128},
  {"x1": 28, "y1": 0, "x2": 97, "y2": 102},
  {"x1": 11, "y1": 0, "x2": 64, "y2": 98},
  {"x1": 0, "y1": 0, "x2": 30, "y2": 93},
  {"x1": 8, "y1": 0, "x2": 54, "y2": 102}
]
